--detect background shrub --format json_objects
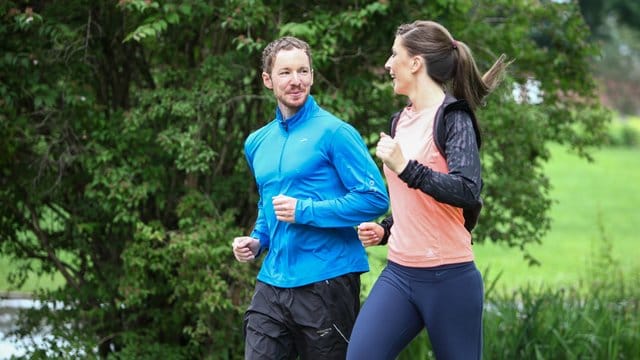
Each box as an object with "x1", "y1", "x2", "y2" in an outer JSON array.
[{"x1": 606, "y1": 116, "x2": 640, "y2": 148}]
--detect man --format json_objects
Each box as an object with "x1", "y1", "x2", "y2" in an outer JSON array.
[{"x1": 232, "y1": 36, "x2": 389, "y2": 359}]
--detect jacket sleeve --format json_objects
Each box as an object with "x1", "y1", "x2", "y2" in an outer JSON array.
[
  {"x1": 295, "y1": 124, "x2": 390, "y2": 227},
  {"x1": 244, "y1": 140, "x2": 270, "y2": 253},
  {"x1": 249, "y1": 197, "x2": 270, "y2": 254},
  {"x1": 397, "y1": 110, "x2": 482, "y2": 208}
]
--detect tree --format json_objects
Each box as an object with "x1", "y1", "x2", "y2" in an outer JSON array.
[
  {"x1": 578, "y1": 0, "x2": 640, "y2": 115},
  {"x1": 0, "y1": 0, "x2": 609, "y2": 358},
  {"x1": 578, "y1": 0, "x2": 640, "y2": 37}
]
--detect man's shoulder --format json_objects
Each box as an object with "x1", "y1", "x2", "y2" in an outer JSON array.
[
  {"x1": 245, "y1": 120, "x2": 278, "y2": 147},
  {"x1": 314, "y1": 106, "x2": 342, "y2": 121},
  {"x1": 314, "y1": 106, "x2": 357, "y2": 133}
]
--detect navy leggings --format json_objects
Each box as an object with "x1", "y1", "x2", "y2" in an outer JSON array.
[{"x1": 347, "y1": 261, "x2": 483, "y2": 360}]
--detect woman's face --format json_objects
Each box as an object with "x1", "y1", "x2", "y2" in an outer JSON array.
[{"x1": 384, "y1": 36, "x2": 415, "y2": 96}]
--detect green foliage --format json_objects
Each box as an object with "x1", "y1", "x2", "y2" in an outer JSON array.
[
  {"x1": 483, "y1": 282, "x2": 640, "y2": 358},
  {"x1": 113, "y1": 205, "x2": 249, "y2": 359},
  {"x1": 607, "y1": 116, "x2": 640, "y2": 147},
  {"x1": 578, "y1": 1, "x2": 640, "y2": 115},
  {"x1": 0, "y1": 0, "x2": 611, "y2": 357},
  {"x1": 481, "y1": 231, "x2": 640, "y2": 359}
]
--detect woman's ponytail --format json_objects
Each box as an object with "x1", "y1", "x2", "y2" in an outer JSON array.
[{"x1": 452, "y1": 41, "x2": 511, "y2": 110}]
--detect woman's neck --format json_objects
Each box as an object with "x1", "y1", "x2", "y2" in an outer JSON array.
[{"x1": 408, "y1": 77, "x2": 446, "y2": 112}]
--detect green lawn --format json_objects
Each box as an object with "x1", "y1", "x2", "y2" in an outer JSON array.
[
  {"x1": 0, "y1": 257, "x2": 64, "y2": 294},
  {"x1": 364, "y1": 145, "x2": 640, "y2": 293}
]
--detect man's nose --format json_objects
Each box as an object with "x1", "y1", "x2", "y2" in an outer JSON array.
[{"x1": 291, "y1": 72, "x2": 301, "y2": 84}]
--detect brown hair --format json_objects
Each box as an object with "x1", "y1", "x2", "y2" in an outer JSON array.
[
  {"x1": 396, "y1": 20, "x2": 511, "y2": 110},
  {"x1": 261, "y1": 36, "x2": 313, "y2": 75}
]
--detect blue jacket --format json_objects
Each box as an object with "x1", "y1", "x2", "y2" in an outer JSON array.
[{"x1": 244, "y1": 95, "x2": 389, "y2": 287}]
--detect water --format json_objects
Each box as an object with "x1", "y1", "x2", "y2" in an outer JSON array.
[
  {"x1": 1, "y1": 296, "x2": 95, "y2": 359},
  {"x1": 0, "y1": 297, "x2": 53, "y2": 359},
  {"x1": 0, "y1": 298, "x2": 32, "y2": 358}
]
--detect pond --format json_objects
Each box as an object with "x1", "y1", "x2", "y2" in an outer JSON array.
[
  {"x1": 0, "y1": 296, "x2": 52, "y2": 359},
  {"x1": 1, "y1": 298, "x2": 29, "y2": 358}
]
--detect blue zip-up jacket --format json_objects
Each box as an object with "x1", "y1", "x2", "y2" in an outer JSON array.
[{"x1": 244, "y1": 95, "x2": 389, "y2": 288}]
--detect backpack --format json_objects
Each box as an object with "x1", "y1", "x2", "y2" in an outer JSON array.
[{"x1": 389, "y1": 98, "x2": 483, "y2": 232}]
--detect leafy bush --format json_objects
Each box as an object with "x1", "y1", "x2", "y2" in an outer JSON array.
[
  {"x1": 483, "y1": 279, "x2": 639, "y2": 358},
  {"x1": 606, "y1": 117, "x2": 640, "y2": 148}
]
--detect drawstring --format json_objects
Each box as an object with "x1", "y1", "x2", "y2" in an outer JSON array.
[{"x1": 333, "y1": 323, "x2": 349, "y2": 343}]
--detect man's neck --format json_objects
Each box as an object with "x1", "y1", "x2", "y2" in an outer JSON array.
[
  {"x1": 279, "y1": 104, "x2": 302, "y2": 121},
  {"x1": 281, "y1": 108, "x2": 296, "y2": 120}
]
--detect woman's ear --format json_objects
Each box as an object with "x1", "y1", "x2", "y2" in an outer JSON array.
[{"x1": 411, "y1": 57, "x2": 422, "y2": 73}]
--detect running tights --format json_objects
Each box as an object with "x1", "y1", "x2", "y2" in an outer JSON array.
[{"x1": 346, "y1": 261, "x2": 483, "y2": 360}]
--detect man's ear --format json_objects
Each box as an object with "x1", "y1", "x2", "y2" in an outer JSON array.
[{"x1": 262, "y1": 72, "x2": 273, "y2": 89}]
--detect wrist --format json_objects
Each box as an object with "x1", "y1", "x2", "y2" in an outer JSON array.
[{"x1": 393, "y1": 160, "x2": 409, "y2": 174}]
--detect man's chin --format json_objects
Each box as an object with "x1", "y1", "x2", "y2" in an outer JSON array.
[{"x1": 285, "y1": 95, "x2": 307, "y2": 107}]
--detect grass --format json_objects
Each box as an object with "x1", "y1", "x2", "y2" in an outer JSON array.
[
  {"x1": 0, "y1": 257, "x2": 64, "y2": 295},
  {"x1": 363, "y1": 144, "x2": 640, "y2": 293}
]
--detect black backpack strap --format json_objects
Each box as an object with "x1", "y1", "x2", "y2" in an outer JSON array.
[
  {"x1": 434, "y1": 100, "x2": 481, "y2": 156},
  {"x1": 389, "y1": 111, "x2": 401, "y2": 137}
]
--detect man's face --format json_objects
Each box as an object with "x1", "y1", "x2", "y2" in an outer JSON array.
[{"x1": 262, "y1": 48, "x2": 314, "y2": 113}]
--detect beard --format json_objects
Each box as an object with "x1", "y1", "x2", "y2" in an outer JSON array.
[{"x1": 277, "y1": 88, "x2": 309, "y2": 112}]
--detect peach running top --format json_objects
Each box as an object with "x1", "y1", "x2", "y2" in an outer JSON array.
[{"x1": 384, "y1": 105, "x2": 473, "y2": 267}]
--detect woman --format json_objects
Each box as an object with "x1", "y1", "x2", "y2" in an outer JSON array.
[{"x1": 346, "y1": 20, "x2": 510, "y2": 359}]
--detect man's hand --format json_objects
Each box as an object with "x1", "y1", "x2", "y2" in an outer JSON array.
[
  {"x1": 357, "y1": 222, "x2": 385, "y2": 247},
  {"x1": 272, "y1": 194, "x2": 297, "y2": 223},
  {"x1": 232, "y1": 236, "x2": 261, "y2": 262},
  {"x1": 376, "y1": 132, "x2": 408, "y2": 174}
]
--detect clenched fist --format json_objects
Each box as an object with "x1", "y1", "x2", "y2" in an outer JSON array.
[
  {"x1": 232, "y1": 236, "x2": 261, "y2": 262},
  {"x1": 357, "y1": 222, "x2": 385, "y2": 247},
  {"x1": 376, "y1": 132, "x2": 408, "y2": 174},
  {"x1": 273, "y1": 194, "x2": 297, "y2": 223}
]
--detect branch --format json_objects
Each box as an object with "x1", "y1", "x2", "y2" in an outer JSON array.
[
  {"x1": 85, "y1": 8, "x2": 92, "y2": 62},
  {"x1": 26, "y1": 203, "x2": 81, "y2": 290}
]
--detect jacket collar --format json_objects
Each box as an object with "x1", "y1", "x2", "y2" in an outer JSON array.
[{"x1": 275, "y1": 95, "x2": 317, "y2": 131}]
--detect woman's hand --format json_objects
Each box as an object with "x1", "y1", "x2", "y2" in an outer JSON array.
[{"x1": 376, "y1": 132, "x2": 408, "y2": 174}]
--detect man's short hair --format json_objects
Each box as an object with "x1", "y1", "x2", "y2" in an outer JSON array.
[{"x1": 262, "y1": 36, "x2": 312, "y2": 74}]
